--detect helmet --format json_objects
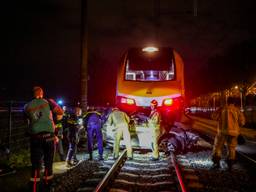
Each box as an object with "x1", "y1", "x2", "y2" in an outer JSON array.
[{"x1": 150, "y1": 99, "x2": 158, "y2": 106}]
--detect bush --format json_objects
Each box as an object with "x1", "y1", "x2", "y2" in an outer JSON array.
[{"x1": 8, "y1": 149, "x2": 31, "y2": 168}]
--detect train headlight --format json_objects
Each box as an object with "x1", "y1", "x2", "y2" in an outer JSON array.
[
  {"x1": 127, "y1": 98, "x2": 135, "y2": 105},
  {"x1": 163, "y1": 98, "x2": 173, "y2": 106},
  {"x1": 121, "y1": 97, "x2": 136, "y2": 105},
  {"x1": 142, "y1": 46, "x2": 159, "y2": 52}
]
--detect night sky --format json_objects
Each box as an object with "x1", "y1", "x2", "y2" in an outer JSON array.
[{"x1": 1, "y1": 0, "x2": 256, "y2": 105}]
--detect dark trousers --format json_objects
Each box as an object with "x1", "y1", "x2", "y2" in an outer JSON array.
[
  {"x1": 30, "y1": 133, "x2": 54, "y2": 182},
  {"x1": 87, "y1": 125, "x2": 103, "y2": 156},
  {"x1": 55, "y1": 138, "x2": 65, "y2": 160},
  {"x1": 66, "y1": 141, "x2": 77, "y2": 161}
]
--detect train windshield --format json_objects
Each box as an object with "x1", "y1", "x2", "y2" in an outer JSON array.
[{"x1": 125, "y1": 48, "x2": 175, "y2": 81}]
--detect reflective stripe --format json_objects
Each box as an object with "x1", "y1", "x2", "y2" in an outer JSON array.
[
  {"x1": 43, "y1": 175, "x2": 54, "y2": 180},
  {"x1": 67, "y1": 120, "x2": 76, "y2": 124},
  {"x1": 83, "y1": 111, "x2": 101, "y2": 118},
  {"x1": 30, "y1": 177, "x2": 40, "y2": 182},
  {"x1": 56, "y1": 124, "x2": 62, "y2": 128}
]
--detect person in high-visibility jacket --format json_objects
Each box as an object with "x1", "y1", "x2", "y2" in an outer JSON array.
[
  {"x1": 107, "y1": 107, "x2": 133, "y2": 159},
  {"x1": 84, "y1": 109, "x2": 104, "y2": 161},
  {"x1": 148, "y1": 99, "x2": 161, "y2": 161},
  {"x1": 211, "y1": 96, "x2": 245, "y2": 170},
  {"x1": 24, "y1": 86, "x2": 63, "y2": 192}
]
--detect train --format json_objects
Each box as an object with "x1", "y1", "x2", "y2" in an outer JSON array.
[{"x1": 105, "y1": 46, "x2": 185, "y2": 148}]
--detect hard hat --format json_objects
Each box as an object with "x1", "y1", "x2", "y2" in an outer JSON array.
[{"x1": 150, "y1": 99, "x2": 158, "y2": 106}]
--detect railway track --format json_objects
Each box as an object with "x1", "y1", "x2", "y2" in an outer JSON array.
[
  {"x1": 106, "y1": 152, "x2": 178, "y2": 192},
  {"x1": 55, "y1": 131, "x2": 255, "y2": 192},
  {"x1": 74, "y1": 117, "x2": 256, "y2": 192},
  {"x1": 76, "y1": 148, "x2": 209, "y2": 192},
  {"x1": 84, "y1": 149, "x2": 255, "y2": 192}
]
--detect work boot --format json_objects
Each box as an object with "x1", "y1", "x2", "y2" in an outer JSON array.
[
  {"x1": 149, "y1": 157, "x2": 159, "y2": 161},
  {"x1": 98, "y1": 155, "x2": 104, "y2": 161},
  {"x1": 72, "y1": 157, "x2": 80, "y2": 165},
  {"x1": 211, "y1": 156, "x2": 220, "y2": 169},
  {"x1": 89, "y1": 153, "x2": 93, "y2": 160},
  {"x1": 227, "y1": 159, "x2": 235, "y2": 171},
  {"x1": 43, "y1": 179, "x2": 53, "y2": 192},
  {"x1": 66, "y1": 160, "x2": 73, "y2": 168},
  {"x1": 60, "y1": 154, "x2": 65, "y2": 161},
  {"x1": 113, "y1": 155, "x2": 119, "y2": 160},
  {"x1": 28, "y1": 181, "x2": 41, "y2": 192},
  {"x1": 211, "y1": 162, "x2": 220, "y2": 169}
]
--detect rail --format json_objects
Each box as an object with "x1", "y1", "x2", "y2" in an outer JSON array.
[
  {"x1": 171, "y1": 152, "x2": 187, "y2": 192},
  {"x1": 94, "y1": 149, "x2": 127, "y2": 192}
]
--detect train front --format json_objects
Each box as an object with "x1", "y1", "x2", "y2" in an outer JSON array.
[{"x1": 107, "y1": 47, "x2": 185, "y2": 148}]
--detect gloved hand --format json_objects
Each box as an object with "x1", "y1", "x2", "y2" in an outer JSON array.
[{"x1": 54, "y1": 136, "x2": 59, "y2": 144}]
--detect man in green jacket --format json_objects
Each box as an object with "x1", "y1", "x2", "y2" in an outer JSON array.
[{"x1": 24, "y1": 86, "x2": 63, "y2": 192}]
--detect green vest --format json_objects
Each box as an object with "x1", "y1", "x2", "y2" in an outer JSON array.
[{"x1": 24, "y1": 98, "x2": 55, "y2": 134}]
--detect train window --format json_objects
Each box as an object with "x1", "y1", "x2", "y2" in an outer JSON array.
[
  {"x1": 126, "y1": 72, "x2": 136, "y2": 80},
  {"x1": 125, "y1": 61, "x2": 175, "y2": 81},
  {"x1": 124, "y1": 48, "x2": 175, "y2": 81}
]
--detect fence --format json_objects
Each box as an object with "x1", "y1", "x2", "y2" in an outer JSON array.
[
  {"x1": 0, "y1": 101, "x2": 29, "y2": 153},
  {"x1": 188, "y1": 106, "x2": 256, "y2": 129}
]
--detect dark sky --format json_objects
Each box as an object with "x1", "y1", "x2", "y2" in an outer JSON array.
[{"x1": 1, "y1": 0, "x2": 256, "y2": 105}]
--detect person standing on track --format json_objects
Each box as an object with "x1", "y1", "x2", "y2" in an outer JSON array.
[
  {"x1": 148, "y1": 99, "x2": 161, "y2": 161},
  {"x1": 211, "y1": 96, "x2": 245, "y2": 170},
  {"x1": 106, "y1": 107, "x2": 133, "y2": 160},
  {"x1": 84, "y1": 108, "x2": 104, "y2": 161}
]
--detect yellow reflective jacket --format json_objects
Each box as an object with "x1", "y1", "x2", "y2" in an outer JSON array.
[
  {"x1": 212, "y1": 104, "x2": 245, "y2": 136},
  {"x1": 107, "y1": 109, "x2": 130, "y2": 127},
  {"x1": 148, "y1": 109, "x2": 161, "y2": 130}
]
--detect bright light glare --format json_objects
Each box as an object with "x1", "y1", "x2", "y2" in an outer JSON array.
[
  {"x1": 189, "y1": 159, "x2": 213, "y2": 167},
  {"x1": 150, "y1": 70, "x2": 154, "y2": 78},
  {"x1": 127, "y1": 98, "x2": 135, "y2": 105},
  {"x1": 164, "y1": 98, "x2": 173, "y2": 106},
  {"x1": 121, "y1": 97, "x2": 135, "y2": 105},
  {"x1": 142, "y1": 46, "x2": 159, "y2": 52},
  {"x1": 57, "y1": 99, "x2": 63, "y2": 105},
  {"x1": 121, "y1": 98, "x2": 126, "y2": 103}
]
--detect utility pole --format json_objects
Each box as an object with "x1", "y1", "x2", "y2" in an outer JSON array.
[
  {"x1": 80, "y1": 0, "x2": 88, "y2": 111},
  {"x1": 153, "y1": 0, "x2": 160, "y2": 42},
  {"x1": 193, "y1": 0, "x2": 198, "y2": 17}
]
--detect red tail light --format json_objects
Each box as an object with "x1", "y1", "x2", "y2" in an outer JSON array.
[{"x1": 162, "y1": 97, "x2": 183, "y2": 110}]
